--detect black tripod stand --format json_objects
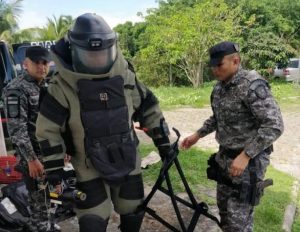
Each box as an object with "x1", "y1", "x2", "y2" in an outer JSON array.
[{"x1": 141, "y1": 128, "x2": 220, "y2": 232}]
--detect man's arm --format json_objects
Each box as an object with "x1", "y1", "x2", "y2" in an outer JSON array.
[
  {"x1": 244, "y1": 79, "x2": 284, "y2": 158},
  {"x1": 230, "y1": 80, "x2": 284, "y2": 177},
  {"x1": 132, "y1": 77, "x2": 170, "y2": 157},
  {"x1": 4, "y1": 88, "x2": 37, "y2": 161}
]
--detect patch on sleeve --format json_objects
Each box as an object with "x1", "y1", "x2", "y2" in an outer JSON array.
[
  {"x1": 6, "y1": 89, "x2": 22, "y2": 118},
  {"x1": 254, "y1": 85, "x2": 268, "y2": 99}
]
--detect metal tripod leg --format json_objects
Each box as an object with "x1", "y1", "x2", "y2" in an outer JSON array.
[{"x1": 141, "y1": 154, "x2": 220, "y2": 232}]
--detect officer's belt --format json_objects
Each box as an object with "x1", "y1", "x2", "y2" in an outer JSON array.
[{"x1": 219, "y1": 145, "x2": 273, "y2": 159}]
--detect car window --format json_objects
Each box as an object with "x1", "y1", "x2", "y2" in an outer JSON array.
[
  {"x1": 0, "y1": 52, "x2": 6, "y2": 91},
  {"x1": 288, "y1": 60, "x2": 299, "y2": 68},
  {"x1": 14, "y1": 46, "x2": 27, "y2": 66}
]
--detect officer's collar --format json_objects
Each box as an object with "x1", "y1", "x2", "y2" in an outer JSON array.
[
  {"x1": 24, "y1": 72, "x2": 45, "y2": 85},
  {"x1": 221, "y1": 65, "x2": 243, "y2": 87}
]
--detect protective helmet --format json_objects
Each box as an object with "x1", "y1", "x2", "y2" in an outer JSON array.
[{"x1": 68, "y1": 13, "x2": 117, "y2": 74}]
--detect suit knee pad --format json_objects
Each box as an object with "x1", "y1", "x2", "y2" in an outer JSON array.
[
  {"x1": 120, "y1": 210, "x2": 145, "y2": 232},
  {"x1": 79, "y1": 214, "x2": 108, "y2": 232}
]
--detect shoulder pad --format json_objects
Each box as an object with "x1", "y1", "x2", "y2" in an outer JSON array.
[
  {"x1": 244, "y1": 70, "x2": 261, "y2": 81},
  {"x1": 6, "y1": 88, "x2": 22, "y2": 97},
  {"x1": 249, "y1": 79, "x2": 269, "y2": 99},
  {"x1": 249, "y1": 79, "x2": 268, "y2": 91}
]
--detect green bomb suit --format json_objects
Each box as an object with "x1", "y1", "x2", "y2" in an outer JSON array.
[{"x1": 36, "y1": 45, "x2": 167, "y2": 226}]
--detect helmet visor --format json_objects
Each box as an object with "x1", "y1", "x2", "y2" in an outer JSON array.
[{"x1": 72, "y1": 43, "x2": 117, "y2": 74}]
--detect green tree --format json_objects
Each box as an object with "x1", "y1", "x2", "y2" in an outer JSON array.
[
  {"x1": 10, "y1": 27, "x2": 40, "y2": 43},
  {"x1": 114, "y1": 21, "x2": 146, "y2": 60},
  {"x1": 0, "y1": 0, "x2": 23, "y2": 42},
  {"x1": 38, "y1": 15, "x2": 73, "y2": 40},
  {"x1": 136, "y1": 0, "x2": 240, "y2": 87},
  {"x1": 242, "y1": 31, "x2": 296, "y2": 76},
  {"x1": 226, "y1": 0, "x2": 300, "y2": 71}
]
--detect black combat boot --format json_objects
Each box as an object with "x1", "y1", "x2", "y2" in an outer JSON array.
[
  {"x1": 79, "y1": 214, "x2": 109, "y2": 232},
  {"x1": 120, "y1": 210, "x2": 145, "y2": 232}
]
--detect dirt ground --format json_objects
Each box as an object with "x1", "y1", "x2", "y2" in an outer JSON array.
[{"x1": 58, "y1": 105, "x2": 300, "y2": 231}]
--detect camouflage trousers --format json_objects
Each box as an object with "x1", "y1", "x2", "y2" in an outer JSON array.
[
  {"x1": 217, "y1": 183, "x2": 254, "y2": 232},
  {"x1": 18, "y1": 159, "x2": 58, "y2": 232},
  {"x1": 215, "y1": 148, "x2": 271, "y2": 232}
]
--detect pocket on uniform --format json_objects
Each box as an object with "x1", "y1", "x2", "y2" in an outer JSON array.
[{"x1": 86, "y1": 138, "x2": 137, "y2": 185}]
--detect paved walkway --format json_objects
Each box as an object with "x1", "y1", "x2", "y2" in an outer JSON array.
[{"x1": 161, "y1": 106, "x2": 300, "y2": 179}]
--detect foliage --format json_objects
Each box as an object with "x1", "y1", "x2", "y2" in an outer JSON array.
[
  {"x1": 229, "y1": 0, "x2": 300, "y2": 73},
  {"x1": 242, "y1": 31, "x2": 296, "y2": 76},
  {"x1": 0, "y1": 0, "x2": 23, "y2": 43},
  {"x1": 38, "y1": 15, "x2": 73, "y2": 41},
  {"x1": 135, "y1": 0, "x2": 240, "y2": 87},
  {"x1": 113, "y1": 21, "x2": 146, "y2": 60}
]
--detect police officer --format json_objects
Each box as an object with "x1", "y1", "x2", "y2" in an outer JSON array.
[
  {"x1": 181, "y1": 41, "x2": 284, "y2": 232},
  {"x1": 2, "y1": 46, "x2": 60, "y2": 231},
  {"x1": 35, "y1": 13, "x2": 170, "y2": 232}
]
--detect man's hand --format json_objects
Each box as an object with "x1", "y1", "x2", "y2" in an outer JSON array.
[
  {"x1": 28, "y1": 159, "x2": 44, "y2": 179},
  {"x1": 180, "y1": 132, "x2": 200, "y2": 150},
  {"x1": 229, "y1": 151, "x2": 251, "y2": 177}
]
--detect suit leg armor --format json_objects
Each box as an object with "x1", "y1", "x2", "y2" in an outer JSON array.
[
  {"x1": 79, "y1": 214, "x2": 109, "y2": 232},
  {"x1": 120, "y1": 210, "x2": 145, "y2": 232}
]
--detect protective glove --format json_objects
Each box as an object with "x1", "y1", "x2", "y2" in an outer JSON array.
[
  {"x1": 153, "y1": 136, "x2": 171, "y2": 159},
  {"x1": 157, "y1": 144, "x2": 172, "y2": 159}
]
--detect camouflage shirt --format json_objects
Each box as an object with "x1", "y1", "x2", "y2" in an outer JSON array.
[
  {"x1": 197, "y1": 67, "x2": 284, "y2": 158},
  {"x1": 2, "y1": 73, "x2": 46, "y2": 161}
]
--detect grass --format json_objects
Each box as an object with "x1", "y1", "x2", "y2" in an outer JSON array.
[
  {"x1": 151, "y1": 82, "x2": 214, "y2": 110},
  {"x1": 292, "y1": 185, "x2": 300, "y2": 232},
  {"x1": 149, "y1": 79, "x2": 300, "y2": 110},
  {"x1": 139, "y1": 144, "x2": 295, "y2": 232}
]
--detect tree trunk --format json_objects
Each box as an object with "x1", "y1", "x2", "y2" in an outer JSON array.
[{"x1": 169, "y1": 64, "x2": 173, "y2": 86}]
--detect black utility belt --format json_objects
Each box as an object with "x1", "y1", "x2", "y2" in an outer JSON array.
[{"x1": 219, "y1": 145, "x2": 273, "y2": 159}]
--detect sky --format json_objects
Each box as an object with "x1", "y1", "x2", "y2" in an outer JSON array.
[{"x1": 18, "y1": 0, "x2": 158, "y2": 30}]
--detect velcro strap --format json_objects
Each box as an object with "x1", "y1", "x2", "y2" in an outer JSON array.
[
  {"x1": 40, "y1": 93, "x2": 69, "y2": 126},
  {"x1": 153, "y1": 137, "x2": 170, "y2": 147},
  {"x1": 124, "y1": 84, "x2": 134, "y2": 90},
  {"x1": 43, "y1": 159, "x2": 65, "y2": 170},
  {"x1": 39, "y1": 140, "x2": 63, "y2": 156},
  {"x1": 76, "y1": 178, "x2": 108, "y2": 209}
]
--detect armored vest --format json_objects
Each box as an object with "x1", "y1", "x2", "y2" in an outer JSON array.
[{"x1": 77, "y1": 75, "x2": 136, "y2": 185}]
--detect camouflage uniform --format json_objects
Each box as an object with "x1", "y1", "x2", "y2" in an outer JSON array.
[
  {"x1": 197, "y1": 67, "x2": 284, "y2": 231},
  {"x1": 2, "y1": 73, "x2": 50, "y2": 232}
]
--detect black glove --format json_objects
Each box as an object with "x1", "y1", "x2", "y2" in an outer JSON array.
[
  {"x1": 46, "y1": 169, "x2": 65, "y2": 186},
  {"x1": 157, "y1": 144, "x2": 172, "y2": 159},
  {"x1": 153, "y1": 136, "x2": 171, "y2": 159}
]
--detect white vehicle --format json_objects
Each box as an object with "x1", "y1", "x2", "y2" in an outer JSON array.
[{"x1": 283, "y1": 58, "x2": 300, "y2": 82}]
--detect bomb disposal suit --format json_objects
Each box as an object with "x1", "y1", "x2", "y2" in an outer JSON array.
[{"x1": 35, "y1": 13, "x2": 170, "y2": 232}]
